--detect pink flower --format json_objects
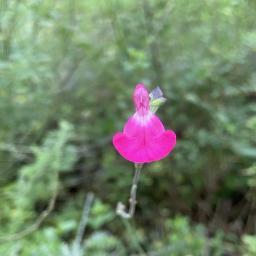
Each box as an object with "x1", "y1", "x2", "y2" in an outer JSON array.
[{"x1": 113, "y1": 84, "x2": 176, "y2": 163}]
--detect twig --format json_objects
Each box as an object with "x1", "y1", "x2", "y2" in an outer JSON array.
[
  {"x1": 74, "y1": 192, "x2": 94, "y2": 246},
  {"x1": 0, "y1": 178, "x2": 59, "y2": 243},
  {"x1": 0, "y1": 143, "x2": 32, "y2": 160},
  {"x1": 61, "y1": 192, "x2": 95, "y2": 256},
  {"x1": 116, "y1": 164, "x2": 143, "y2": 219}
]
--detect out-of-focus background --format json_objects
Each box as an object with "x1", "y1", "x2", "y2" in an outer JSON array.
[{"x1": 0, "y1": 0, "x2": 256, "y2": 255}]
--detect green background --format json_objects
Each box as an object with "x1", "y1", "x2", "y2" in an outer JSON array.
[{"x1": 0, "y1": 0, "x2": 256, "y2": 255}]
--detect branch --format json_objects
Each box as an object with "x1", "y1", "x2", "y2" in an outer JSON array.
[
  {"x1": 0, "y1": 179, "x2": 58, "y2": 243},
  {"x1": 74, "y1": 192, "x2": 94, "y2": 245}
]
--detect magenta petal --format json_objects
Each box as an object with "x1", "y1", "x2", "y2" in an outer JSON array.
[
  {"x1": 113, "y1": 113, "x2": 176, "y2": 163},
  {"x1": 113, "y1": 130, "x2": 176, "y2": 163},
  {"x1": 133, "y1": 84, "x2": 150, "y2": 115},
  {"x1": 124, "y1": 114, "x2": 165, "y2": 138},
  {"x1": 146, "y1": 130, "x2": 176, "y2": 162}
]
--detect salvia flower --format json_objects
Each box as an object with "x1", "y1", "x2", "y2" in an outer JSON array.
[{"x1": 113, "y1": 84, "x2": 176, "y2": 163}]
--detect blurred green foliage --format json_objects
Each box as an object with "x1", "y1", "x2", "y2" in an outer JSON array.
[{"x1": 0, "y1": 0, "x2": 256, "y2": 255}]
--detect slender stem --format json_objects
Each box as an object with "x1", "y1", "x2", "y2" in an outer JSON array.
[
  {"x1": 116, "y1": 164, "x2": 143, "y2": 219},
  {"x1": 74, "y1": 192, "x2": 94, "y2": 246},
  {"x1": 0, "y1": 173, "x2": 59, "y2": 243}
]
